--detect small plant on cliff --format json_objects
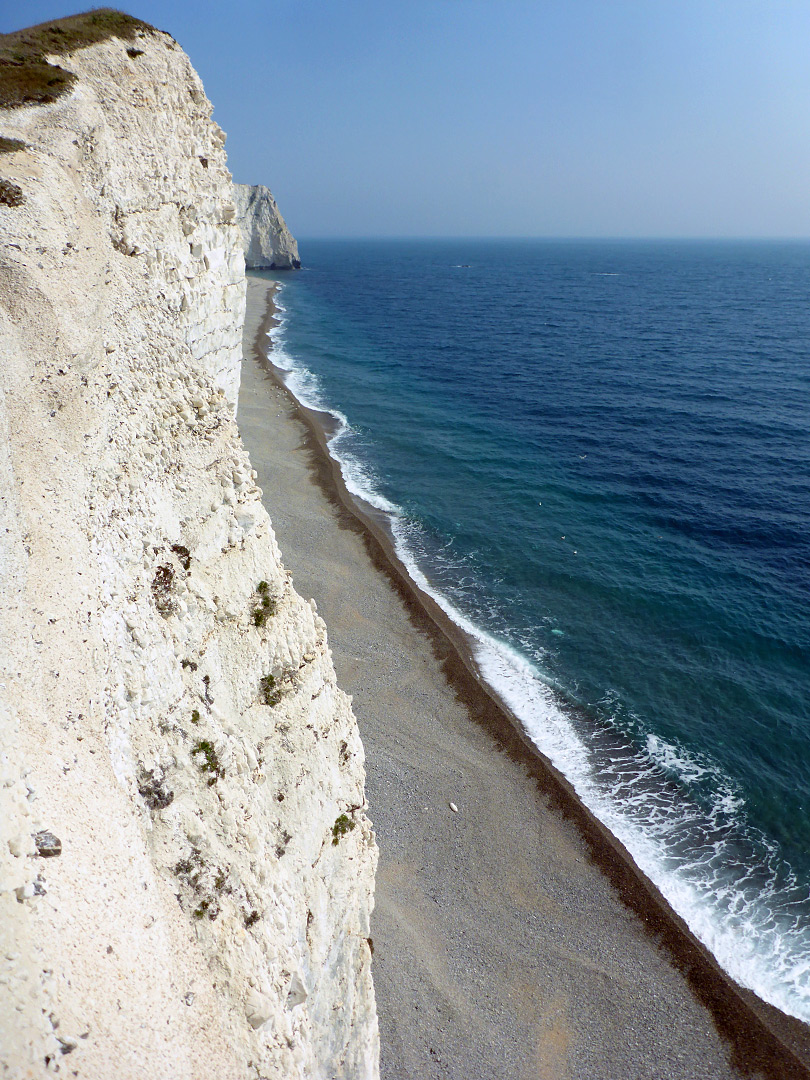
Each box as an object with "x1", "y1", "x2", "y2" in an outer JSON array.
[
  {"x1": 171, "y1": 543, "x2": 192, "y2": 571},
  {"x1": 331, "y1": 813, "x2": 355, "y2": 846},
  {"x1": 259, "y1": 673, "x2": 281, "y2": 707},
  {"x1": 252, "y1": 579, "x2": 276, "y2": 627},
  {"x1": 192, "y1": 740, "x2": 224, "y2": 784},
  {"x1": 151, "y1": 563, "x2": 174, "y2": 616},
  {"x1": 174, "y1": 849, "x2": 220, "y2": 922},
  {"x1": 0, "y1": 137, "x2": 26, "y2": 155},
  {"x1": 0, "y1": 179, "x2": 24, "y2": 207},
  {"x1": 137, "y1": 766, "x2": 174, "y2": 811}
]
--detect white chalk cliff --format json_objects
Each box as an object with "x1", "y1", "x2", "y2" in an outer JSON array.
[
  {"x1": 234, "y1": 183, "x2": 301, "y2": 269},
  {"x1": 0, "y1": 22, "x2": 377, "y2": 1080}
]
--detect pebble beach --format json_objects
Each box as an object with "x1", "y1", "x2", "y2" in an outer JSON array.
[{"x1": 239, "y1": 273, "x2": 810, "y2": 1080}]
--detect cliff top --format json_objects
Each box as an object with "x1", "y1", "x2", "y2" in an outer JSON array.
[{"x1": 0, "y1": 8, "x2": 156, "y2": 111}]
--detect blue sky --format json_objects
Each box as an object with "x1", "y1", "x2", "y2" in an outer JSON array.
[{"x1": 6, "y1": 1, "x2": 810, "y2": 238}]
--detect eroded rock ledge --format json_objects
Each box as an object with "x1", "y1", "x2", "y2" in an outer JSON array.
[{"x1": 0, "y1": 17, "x2": 377, "y2": 1080}]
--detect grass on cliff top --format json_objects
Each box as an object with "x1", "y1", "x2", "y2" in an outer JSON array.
[{"x1": 0, "y1": 9, "x2": 156, "y2": 110}]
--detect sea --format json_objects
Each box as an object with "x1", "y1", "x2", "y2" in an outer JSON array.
[{"x1": 258, "y1": 238, "x2": 810, "y2": 1022}]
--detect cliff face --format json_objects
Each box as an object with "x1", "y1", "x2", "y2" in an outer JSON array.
[
  {"x1": 234, "y1": 183, "x2": 301, "y2": 269},
  {"x1": 0, "y1": 21, "x2": 376, "y2": 1080}
]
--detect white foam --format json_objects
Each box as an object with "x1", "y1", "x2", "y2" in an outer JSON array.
[
  {"x1": 646, "y1": 732, "x2": 712, "y2": 786},
  {"x1": 264, "y1": 279, "x2": 810, "y2": 1024}
]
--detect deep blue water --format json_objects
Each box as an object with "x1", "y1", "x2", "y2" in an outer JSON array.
[{"x1": 262, "y1": 239, "x2": 810, "y2": 1020}]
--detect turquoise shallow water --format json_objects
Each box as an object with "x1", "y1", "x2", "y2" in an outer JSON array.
[{"x1": 260, "y1": 239, "x2": 810, "y2": 1019}]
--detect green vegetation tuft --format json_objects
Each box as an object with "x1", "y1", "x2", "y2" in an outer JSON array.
[
  {"x1": 0, "y1": 136, "x2": 25, "y2": 153},
  {"x1": 0, "y1": 9, "x2": 157, "y2": 110},
  {"x1": 252, "y1": 580, "x2": 276, "y2": 627},
  {"x1": 331, "y1": 813, "x2": 356, "y2": 845},
  {"x1": 192, "y1": 739, "x2": 224, "y2": 784},
  {"x1": 260, "y1": 673, "x2": 281, "y2": 707}
]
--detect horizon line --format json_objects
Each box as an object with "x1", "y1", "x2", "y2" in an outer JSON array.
[{"x1": 293, "y1": 234, "x2": 810, "y2": 244}]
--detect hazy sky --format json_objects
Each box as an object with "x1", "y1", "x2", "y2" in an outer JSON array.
[{"x1": 6, "y1": 1, "x2": 810, "y2": 238}]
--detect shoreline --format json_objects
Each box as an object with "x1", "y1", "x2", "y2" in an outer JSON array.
[{"x1": 245, "y1": 271, "x2": 810, "y2": 1078}]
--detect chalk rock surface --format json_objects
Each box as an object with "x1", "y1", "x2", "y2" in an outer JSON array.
[
  {"x1": 0, "y1": 22, "x2": 376, "y2": 1080},
  {"x1": 234, "y1": 183, "x2": 301, "y2": 269}
]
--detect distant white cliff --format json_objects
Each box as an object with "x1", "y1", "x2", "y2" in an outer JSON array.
[
  {"x1": 234, "y1": 183, "x2": 301, "y2": 269},
  {"x1": 0, "y1": 16, "x2": 376, "y2": 1080}
]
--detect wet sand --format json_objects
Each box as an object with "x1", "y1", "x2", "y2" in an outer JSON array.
[{"x1": 238, "y1": 272, "x2": 810, "y2": 1080}]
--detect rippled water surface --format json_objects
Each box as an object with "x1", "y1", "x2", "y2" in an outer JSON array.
[{"x1": 261, "y1": 239, "x2": 810, "y2": 1018}]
